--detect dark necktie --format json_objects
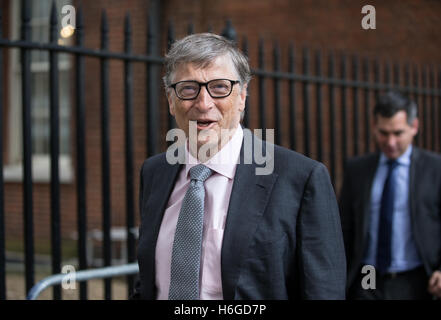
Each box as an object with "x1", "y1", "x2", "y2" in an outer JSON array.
[
  {"x1": 168, "y1": 164, "x2": 213, "y2": 300},
  {"x1": 376, "y1": 159, "x2": 398, "y2": 274}
]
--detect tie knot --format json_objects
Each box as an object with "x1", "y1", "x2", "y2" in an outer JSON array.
[
  {"x1": 386, "y1": 159, "x2": 399, "y2": 170},
  {"x1": 189, "y1": 164, "x2": 213, "y2": 182}
]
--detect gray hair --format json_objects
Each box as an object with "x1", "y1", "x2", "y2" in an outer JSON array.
[{"x1": 163, "y1": 33, "x2": 252, "y2": 89}]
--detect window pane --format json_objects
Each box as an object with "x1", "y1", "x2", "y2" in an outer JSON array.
[
  {"x1": 59, "y1": 70, "x2": 71, "y2": 155},
  {"x1": 30, "y1": 70, "x2": 71, "y2": 156},
  {"x1": 32, "y1": 0, "x2": 50, "y2": 20},
  {"x1": 31, "y1": 72, "x2": 49, "y2": 155},
  {"x1": 31, "y1": 24, "x2": 48, "y2": 63}
]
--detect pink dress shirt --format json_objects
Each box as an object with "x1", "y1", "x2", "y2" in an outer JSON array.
[{"x1": 155, "y1": 126, "x2": 243, "y2": 300}]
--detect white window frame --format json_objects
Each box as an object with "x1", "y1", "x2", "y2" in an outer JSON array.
[{"x1": 4, "y1": 0, "x2": 73, "y2": 183}]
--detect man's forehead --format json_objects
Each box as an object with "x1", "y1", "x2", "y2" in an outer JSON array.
[{"x1": 375, "y1": 113, "x2": 413, "y2": 130}]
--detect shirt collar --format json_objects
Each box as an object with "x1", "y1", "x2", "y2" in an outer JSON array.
[
  {"x1": 379, "y1": 144, "x2": 413, "y2": 167},
  {"x1": 185, "y1": 125, "x2": 243, "y2": 180}
]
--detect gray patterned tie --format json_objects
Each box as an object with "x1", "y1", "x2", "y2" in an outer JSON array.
[{"x1": 168, "y1": 164, "x2": 213, "y2": 300}]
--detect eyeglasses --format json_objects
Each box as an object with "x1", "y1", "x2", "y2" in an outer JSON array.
[{"x1": 169, "y1": 79, "x2": 240, "y2": 100}]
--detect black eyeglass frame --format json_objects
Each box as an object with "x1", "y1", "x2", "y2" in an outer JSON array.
[{"x1": 168, "y1": 79, "x2": 241, "y2": 100}]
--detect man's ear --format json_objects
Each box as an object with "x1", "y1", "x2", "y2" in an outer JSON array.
[
  {"x1": 238, "y1": 83, "x2": 248, "y2": 112},
  {"x1": 411, "y1": 118, "x2": 419, "y2": 136}
]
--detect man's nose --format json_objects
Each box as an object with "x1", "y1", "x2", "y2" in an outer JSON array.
[
  {"x1": 194, "y1": 86, "x2": 214, "y2": 111},
  {"x1": 386, "y1": 135, "x2": 397, "y2": 146}
]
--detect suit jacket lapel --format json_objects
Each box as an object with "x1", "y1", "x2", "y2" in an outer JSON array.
[
  {"x1": 221, "y1": 131, "x2": 278, "y2": 300},
  {"x1": 144, "y1": 158, "x2": 181, "y2": 297},
  {"x1": 148, "y1": 162, "x2": 182, "y2": 238},
  {"x1": 408, "y1": 146, "x2": 420, "y2": 236}
]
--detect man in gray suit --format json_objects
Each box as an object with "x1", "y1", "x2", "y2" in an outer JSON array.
[
  {"x1": 339, "y1": 91, "x2": 441, "y2": 299},
  {"x1": 133, "y1": 33, "x2": 346, "y2": 300}
]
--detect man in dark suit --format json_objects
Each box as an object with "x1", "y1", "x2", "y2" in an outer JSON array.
[
  {"x1": 132, "y1": 33, "x2": 346, "y2": 300},
  {"x1": 339, "y1": 91, "x2": 441, "y2": 299}
]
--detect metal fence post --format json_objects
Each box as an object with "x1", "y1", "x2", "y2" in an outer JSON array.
[
  {"x1": 20, "y1": 0, "x2": 35, "y2": 295},
  {"x1": 315, "y1": 50, "x2": 323, "y2": 162},
  {"x1": 146, "y1": 0, "x2": 161, "y2": 156},
  {"x1": 302, "y1": 47, "x2": 311, "y2": 157},
  {"x1": 124, "y1": 12, "x2": 136, "y2": 298},
  {"x1": 100, "y1": 10, "x2": 112, "y2": 300},
  {"x1": 363, "y1": 57, "x2": 371, "y2": 154},
  {"x1": 328, "y1": 52, "x2": 337, "y2": 185},
  {"x1": 273, "y1": 42, "x2": 281, "y2": 146},
  {"x1": 352, "y1": 55, "x2": 359, "y2": 157},
  {"x1": 221, "y1": 19, "x2": 237, "y2": 42},
  {"x1": 340, "y1": 53, "x2": 348, "y2": 164},
  {"x1": 289, "y1": 44, "x2": 297, "y2": 152},
  {"x1": 74, "y1": 6, "x2": 88, "y2": 300},
  {"x1": 258, "y1": 38, "x2": 266, "y2": 141},
  {"x1": 49, "y1": 1, "x2": 61, "y2": 300}
]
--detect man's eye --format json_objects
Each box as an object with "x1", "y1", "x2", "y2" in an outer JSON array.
[
  {"x1": 209, "y1": 83, "x2": 229, "y2": 93},
  {"x1": 178, "y1": 86, "x2": 198, "y2": 95}
]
